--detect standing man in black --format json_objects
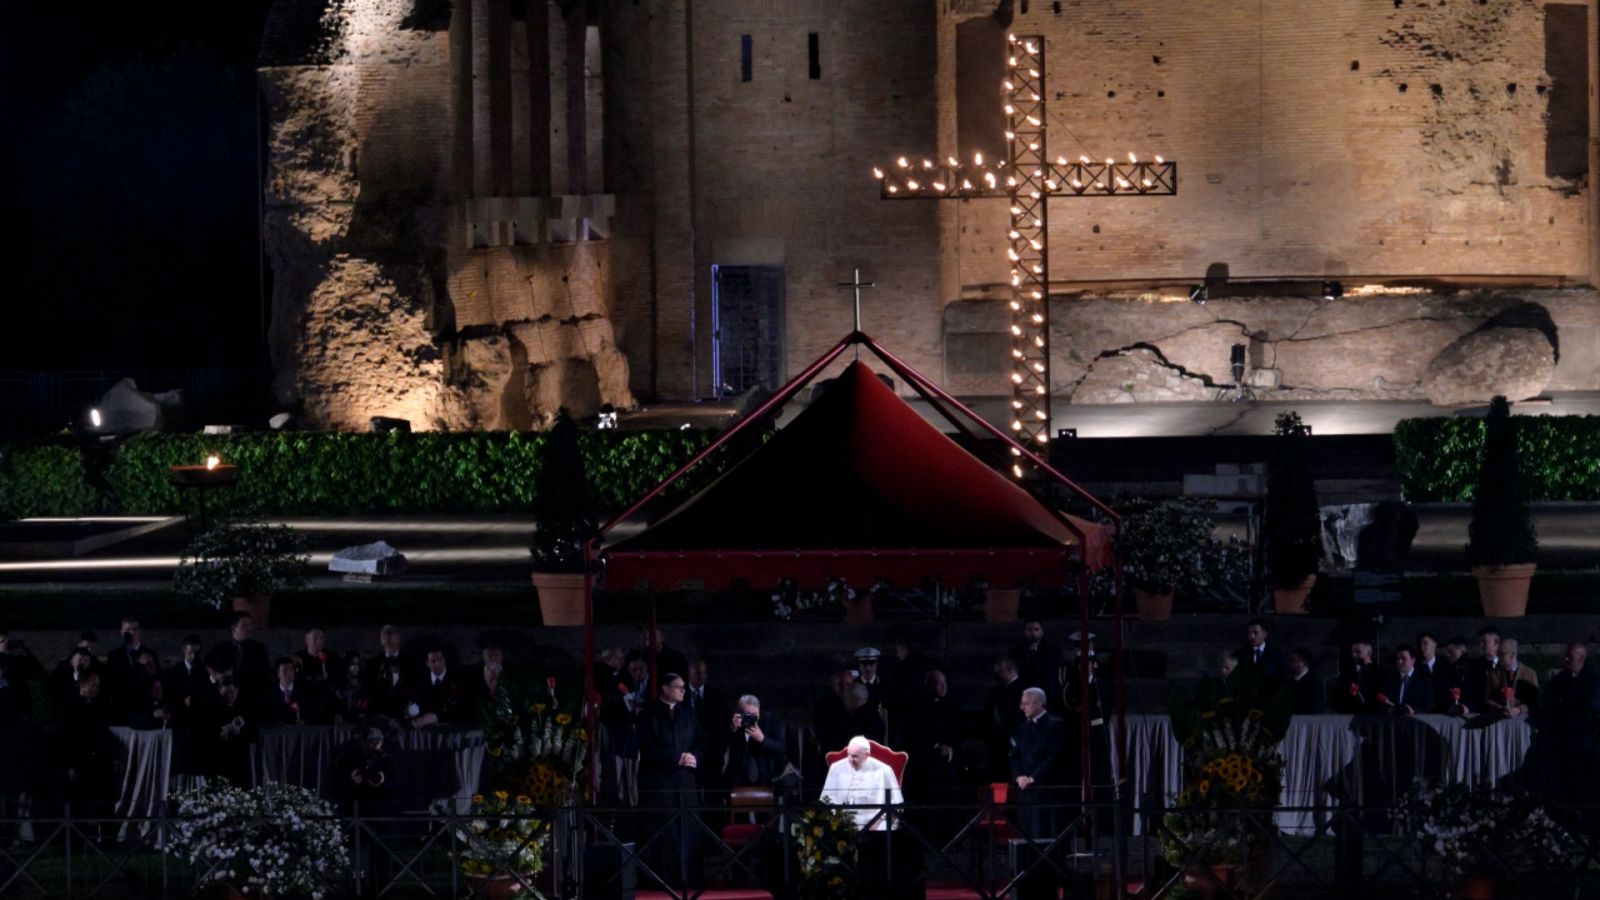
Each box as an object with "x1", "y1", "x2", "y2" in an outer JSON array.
[
  {"x1": 985, "y1": 657, "x2": 1026, "y2": 781},
  {"x1": 1008, "y1": 620, "x2": 1062, "y2": 693},
  {"x1": 1237, "y1": 618, "x2": 1292, "y2": 703},
  {"x1": 636, "y1": 672, "x2": 705, "y2": 891},
  {"x1": 685, "y1": 659, "x2": 728, "y2": 791},
  {"x1": 1288, "y1": 650, "x2": 1325, "y2": 715},
  {"x1": 1012, "y1": 687, "x2": 1066, "y2": 900},
  {"x1": 208, "y1": 612, "x2": 272, "y2": 698}
]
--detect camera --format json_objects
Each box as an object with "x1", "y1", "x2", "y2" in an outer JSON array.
[{"x1": 739, "y1": 712, "x2": 758, "y2": 730}]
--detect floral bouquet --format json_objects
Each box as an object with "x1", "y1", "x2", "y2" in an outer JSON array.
[
  {"x1": 1163, "y1": 710, "x2": 1284, "y2": 869},
  {"x1": 483, "y1": 687, "x2": 587, "y2": 806},
  {"x1": 167, "y1": 782, "x2": 348, "y2": 899},
  {"x1": 1392, "y1": 780, "x2": 1586, "y2": 886},
  {"x1": 456, "y1": 790, "x2": 551, "y2": 887},
  {"x1": 791, "y1": 804, "x2": 861, "y2": 900}
]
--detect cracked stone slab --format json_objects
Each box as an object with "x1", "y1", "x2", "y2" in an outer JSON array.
[{"x1": 1423, "y1": 327, "x2": 1555, "y2": 406}]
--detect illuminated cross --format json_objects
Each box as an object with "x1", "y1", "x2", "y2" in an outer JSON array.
[
  {"x1": 873, "y1": 33, "x2": 1177, "y2": 467},
  {"x1": 837, "y1": 268, "x2": 875, "y2": 359}
]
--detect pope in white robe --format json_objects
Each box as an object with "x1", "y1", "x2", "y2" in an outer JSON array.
[{"x1": 820, "y1": 735, "x2": 904, "y2": 831}]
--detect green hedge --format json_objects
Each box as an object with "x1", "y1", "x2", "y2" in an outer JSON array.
[
  {"x1": 1394, "y1": 415, "x2": 1600, "y2": 502},
  {"x1": 0, "y1": 430, "x2": 724, "y2": 519},
  {"x1": 0, "y1": 445, "x2": 104, "y2": 519}
]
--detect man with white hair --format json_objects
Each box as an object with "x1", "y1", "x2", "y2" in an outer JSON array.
[{"x1": 820, "y1": 735, "x2": 903, "y2": 831}]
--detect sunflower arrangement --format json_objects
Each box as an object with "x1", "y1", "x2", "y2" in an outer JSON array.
[
  {"x1": 456, "y1": 790, "x2": 551, "y2": 885},
  {"x1": 791, "y1": 804, "x2": 861, "y2": 900},
  {"x1": 1163, "y1": 710, "x2": 1284, "y2": 868},
  {"x1": 481, "y1": 678, "x2": 587, "y2": 807}
]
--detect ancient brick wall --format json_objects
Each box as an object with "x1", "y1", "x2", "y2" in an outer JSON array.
[{"x1": 952, "y1": 0, "x2": 1592, "y2": 292}]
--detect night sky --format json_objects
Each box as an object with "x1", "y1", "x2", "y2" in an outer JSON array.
[{"x1": 4, "y1": 1, "x2": 274, "y2": 373}]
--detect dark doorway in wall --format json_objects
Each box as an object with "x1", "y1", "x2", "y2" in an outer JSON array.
[
  {"x1": 1544, "y1": 4, "x2": 1589, "y2": 179},
  {"x1": 712, "y1": 265, "x2": 785, "y2": 398}
]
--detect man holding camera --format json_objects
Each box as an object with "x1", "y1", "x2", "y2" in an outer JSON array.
[{"x1": 722, "y1": 694, "x2": 789, "y2": 791}]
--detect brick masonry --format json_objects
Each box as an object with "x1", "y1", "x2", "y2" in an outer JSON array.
[{"x1": 260, "y1": 0, "x2": 1600, "y2": 427}]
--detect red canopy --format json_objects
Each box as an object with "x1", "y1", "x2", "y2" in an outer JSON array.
[{"x1": 601, "y1": 360, "x2": 1111, "y2": 590}]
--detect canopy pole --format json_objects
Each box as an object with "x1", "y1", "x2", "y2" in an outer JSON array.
[
  {"x1": 583, "y1": 540, "x2": 599, "y2": 803},
  {"x1": 1077, "y1": 568, "x2": 1093, "y2": 810}
]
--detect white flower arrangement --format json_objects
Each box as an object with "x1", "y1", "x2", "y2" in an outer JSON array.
[
  {"x1": 167, "y1": 782, "x2": 349, "y2": 899},
  {"x1": 1392, "y1": 780, "x2": 1582, "y2": 882},
  {"x1": 769, "y1": 577, "x2": 860, "y2": 620}
]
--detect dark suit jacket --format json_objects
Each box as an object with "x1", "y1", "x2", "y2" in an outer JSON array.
[
  {"x1": 722, "y1": 710, "x2": 789, "y2": 787},
  {"x1": 1377, "y1": 669, "x2": 1434, "y2": 715},
  {"x1": 104, "y1": 643, "x2": 154, "y2": 697},
  {"x1": 207, "y1": 639, "x2": 272, "y2": 694},
  {"x1": 986, "y1": 679, "x2": 1027, "y2": 743},
  {"x1": 416, "y1": 672, "x2": 469, "y2": 724},
  {"x1": 260, "y1": 680, "x2": 329, "y2": 725},
  {"x1": 1007, "y1": 640, "x2": 1062, "y2": 693},
  {"x1": 294, "y1": 649, "x2": 334, "y2": 682},
  {"x1": 1330, "y1": 664, "x2": 1379, "y2": 714},
  {"x1": 1237, "y1": 644, "x2": 1292, "y2": 695},
  {"x1": 361, "y1": 653, "x2": 423, "y2": 695},
  {"x1": 0, "y1": 682, "x2": 21, "y2": 728},
  {"x1": 636, "y1": 700, "x2": 706, "y2": 794},
  {"x1": 163, "y1": 660, "x2": 213, "y2": 709},
  {"x1": 1011, "y1": 712, "x2": 1066, "y2": 785},
  {"x1": 1419, "y1": 657, "x2": 1463, "y2": 712},
  {"x1": 1289, "y1": 673, "x2": 1325, "y2": 715}
]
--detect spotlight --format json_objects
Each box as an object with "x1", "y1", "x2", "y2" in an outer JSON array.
[
  {"x1": 1188, "y1": 284, "x2": 1208, "y2": 305},
  {"x1": 597, "y1": 404, "x2": 618, "y2": 430},
  {"x1": 1056, "y1": 428, "x2": 1077, "y2": 441},
  {"x1": 88, "y1": 408, "x2": 102, "y2": 429},
  {"x1": 1321, "y1": 280, "x2": 1344, "y2": 300}
]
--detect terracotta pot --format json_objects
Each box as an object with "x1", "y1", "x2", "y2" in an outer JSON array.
[
  {"x1": 1133, "y1": 587, "x2": 1173, "y2": 621},
  {"x1": 532, "y1": 572, "x2": 587, "y2": 626},
  {"x1": 983, "y1": 588, "x2": 1021, "y2": 623},
  {"x1": 842, "y1": 593, "x2": 874, "y2": 625},
  {"x1": 1272, "y1": 574, "x2": 1316, "y2": 615},
  {"x1": 1472, "y1": 563, "x2": 1535, "y2": 618},
  {"x1": 1179, "y1": 863, "x2": 1239, "y2": 899},
  {"x1": 1457, "y1": 873, "x2": 1501, "y2": 900},
  {"x1": 229, "y1": 595, "x2": 272, "y2": 631},
  {"x1": 465, "y1": 873, "x2": 536, "y2": 899}
]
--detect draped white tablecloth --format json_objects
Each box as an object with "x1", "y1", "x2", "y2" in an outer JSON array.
[{"x1": 107, "y1": 724, "x2": 486, "y2": 817}]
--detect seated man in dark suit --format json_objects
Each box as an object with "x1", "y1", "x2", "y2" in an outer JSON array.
[
  {"x1": 1376, "y1": 645, "x2": 1433, "y2": 716},
  {"x1": 1330, "y1": 641, "x2": 1380, "y2": 714},
  {"x1": 411, "y1": 649, "x2": 468, "y2": 727},
  {"x1": 1415, "y1": 632, "x2": 1462, "y2": 713},
  {"x1": 722, "y1": 693, "x2": 789, "y2": 790},
  {"x1": 261, "y1": 656, "x2": 329, "y2": 725},
  {"x1": 1288, "y1": 650, "x2": 1325, "y2": 715}
]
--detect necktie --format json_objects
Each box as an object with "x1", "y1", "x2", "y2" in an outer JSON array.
[
  {"x1": 1255, "y1": 648, "x2": 1262, "y2": 665},
  {"x1": 235, "y1": 642, "x2": 244, "y2": 670},
  {"x1": 283, "y1": 688, "x2": 293, "y2": 704},
  {"x1": 1399, "y1": 675, "x2": 1408, "y2": 706}
]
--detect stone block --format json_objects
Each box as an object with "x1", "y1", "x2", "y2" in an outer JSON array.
[{"x1": 1423, "y1": 327, "x2": 1556, "y2": 406}]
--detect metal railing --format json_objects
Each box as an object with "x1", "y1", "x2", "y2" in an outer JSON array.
[{"x1": 1, "y1": 797, "x2": 1597, "y2": 898}]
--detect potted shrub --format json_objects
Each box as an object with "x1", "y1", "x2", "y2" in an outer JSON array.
[
  {"x1": 1264, "y1": 412, "x2": 1322, "y2": 614},
  {"x1": 1466, "y1": 396, "x2": 1538, "y2": 617},
  {"x1": 173, "y1": 521, "x2": 308, "y2": 628},
  {"x1": 1119, "y1": 498, "x2": 1250, "y2": 620},
  {"x1": 456, "y1": 790, "x2": 552, "y2": 899},
  {"x1": 530, "y1": 408, "x2": 597, "y2": 627}
]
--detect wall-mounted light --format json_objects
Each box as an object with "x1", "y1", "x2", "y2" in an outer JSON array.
[
  {"x1": 1189, "y1": 284, "x2": 1209, "y2": 305},
  {"x1": 1322, "y1": 280, "x2": 1344, "y2": 300}
]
